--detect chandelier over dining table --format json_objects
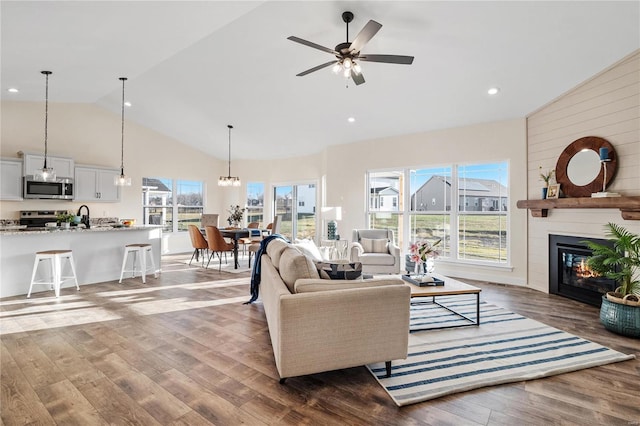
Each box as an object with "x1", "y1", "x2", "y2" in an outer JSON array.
[{"x1": 218, "y1": 124, "x2": 241, "y2": 187}]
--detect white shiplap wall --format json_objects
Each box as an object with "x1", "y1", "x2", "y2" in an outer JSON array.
[{"x1": 526, "y1": 50, "x2": 640, "y2": 293}]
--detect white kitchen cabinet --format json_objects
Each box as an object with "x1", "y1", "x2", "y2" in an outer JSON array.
[
  {"x1": 23, "y1": 153, "x2": 74, "y2": 178},
  {"x1": 0, "y1": 158, "x2": 23, "y2": 200},
  {"x1": 75, "y1": 166, "x2": 120, "y2": 202}
]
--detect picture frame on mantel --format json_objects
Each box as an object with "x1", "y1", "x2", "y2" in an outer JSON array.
[{"x1": 546, "y1": 184, "x2": 560, "y2": 199}]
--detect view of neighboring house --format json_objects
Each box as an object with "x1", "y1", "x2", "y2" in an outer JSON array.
[{"x1": 411, "y1": 176, "x2": 508, "y2": 212}]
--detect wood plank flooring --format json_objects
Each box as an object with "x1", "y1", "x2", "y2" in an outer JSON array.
[{"x1": 1, "y1": 254, "x2": 639, "y2": 425}]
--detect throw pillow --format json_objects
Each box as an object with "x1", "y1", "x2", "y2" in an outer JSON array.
[
  {"x1": 360, "y1": 237, "x2": 388, "y2": 253},
  {"x1": 292, "y1": 238, "x2": 323, "y2": 261},
  {"x1": 279, "y1": 248, "x2": 319, "y2": 292}
]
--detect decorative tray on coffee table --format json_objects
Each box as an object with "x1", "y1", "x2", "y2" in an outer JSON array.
[{"x1": 402, "y1": 274, "x2": 445, "y2": 287}]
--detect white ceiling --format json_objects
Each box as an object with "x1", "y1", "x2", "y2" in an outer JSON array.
[{"x1": 2, "y1": 1, "x2": 638, "y2": 161}]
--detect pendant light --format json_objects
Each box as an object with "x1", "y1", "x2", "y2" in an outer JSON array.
[
  {"x1": 34, "y1": 70, "x2": 56, "y2": 182},
  {"x1": 218, "y1": 124, "x2": 241, "y2": 187},
  {"x1": 114, "y1": 77, "x2": 131, "y2": 186}
]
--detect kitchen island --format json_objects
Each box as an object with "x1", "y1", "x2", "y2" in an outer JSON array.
[{"x1": 0, "y1": 225, "x2": 162, "y2": 298}]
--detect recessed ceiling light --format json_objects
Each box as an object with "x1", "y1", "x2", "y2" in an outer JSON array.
[
  {"x1": 7, "y1": 88, "x2": 19, "y2": 93},
  {"x1": 124, "y1": 101, "x2": 132, "y2": 107},
  {"x1": 487, "y1": 87, "x2": 500, "y2": 95},
  {"x1": 348, "y1": 117, "x2": 355, "y2": 123}
]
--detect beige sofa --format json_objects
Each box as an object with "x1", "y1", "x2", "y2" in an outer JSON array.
[{"x1": 258, "y1": 238, "x2": 411, "y2": 382}]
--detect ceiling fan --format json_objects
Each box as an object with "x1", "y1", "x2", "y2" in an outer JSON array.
[{"x1": 287, "y1": 11, "x2": 414, "y2": 86}]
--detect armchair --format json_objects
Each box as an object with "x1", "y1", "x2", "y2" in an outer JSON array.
[{"x1": 350, "y1": 229, "x2": 401, "y2": 274}]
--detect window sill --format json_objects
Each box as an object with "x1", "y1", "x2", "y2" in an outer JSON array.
[{"x1": 435, "y1": 258, "x2": 513, "y2": 272}]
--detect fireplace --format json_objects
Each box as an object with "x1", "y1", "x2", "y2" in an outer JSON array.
[{"x1": 549, "y1": 234, "x2": 618, "y2": 307}]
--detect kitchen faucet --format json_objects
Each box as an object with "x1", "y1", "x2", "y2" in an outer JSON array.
[{"x1": 77, "y1": 205, "x2": 90, "y2": 229}]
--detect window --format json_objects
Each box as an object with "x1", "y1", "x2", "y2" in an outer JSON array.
[
  {"x1": 409, "y1": 166, "x2": 452, "y2": 258},
  {"x1": 142, "y1": 177, "x2": 204, "y2": 232},
  {"x1": 274, "y1": 183, "x2": 316, "y2": 240},
  {"x1": 367, "y1": 161, "x2": 509, "y2": 265},
  {"x1": 367, "y1": 170, "x2": 403, "y2": 247},
  {"x1": 246, "y1": 182, "x2": 264, "y2": 225},
  {"x1": 458, "y1": 162, "x2": 508, "y2": 263}
]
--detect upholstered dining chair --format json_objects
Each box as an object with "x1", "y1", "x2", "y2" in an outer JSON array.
[
  {"x1": 204, "y1": 226, "x2": 235, "y2": 271},
  {"x1": 188, "y1": 224, "x2": 208, "y2": 267},
  {"x1": 201, "y1": 214, "x2": 219, "y2": 228}
]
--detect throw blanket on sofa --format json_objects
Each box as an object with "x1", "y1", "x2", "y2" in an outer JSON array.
[{"x1": 245, "y1": 234, "x2": 290, "y2": 304}]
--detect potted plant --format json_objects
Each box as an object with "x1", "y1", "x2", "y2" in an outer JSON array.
[
  {"x1": 584, "y1": 223, "x2": 640, "y2": 337},
  {"x1": 539, "y1": 166, "x2": 555, "y2": 198},
  {"x1": 227, "y1": 205, "x2": 245, "y2": 228},
  {"x1": 56, "y1": 211, "x2": 75, "y2": 229}
]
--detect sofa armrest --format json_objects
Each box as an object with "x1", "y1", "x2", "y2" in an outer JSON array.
[
  {"x1": 275, "y1": 284, "x2": 410, "y2": 379},
  {"x1": 350, "y1": 242, "x2": 363, "y2": 262}
]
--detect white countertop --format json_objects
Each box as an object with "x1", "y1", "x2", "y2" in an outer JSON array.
[{"x1": 0, "y1": 225, "x2": 162, "y2": 236}]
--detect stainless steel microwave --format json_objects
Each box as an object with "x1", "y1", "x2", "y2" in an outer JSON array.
[{"x1": 23, "y1": 176, "x2": 74, "y2": 200}]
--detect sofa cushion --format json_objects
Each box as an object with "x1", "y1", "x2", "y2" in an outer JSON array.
[
  {"x1": 361, "y1": 238, "x2": 389, "y2": 253},
  {"x1": 266, "y1": 239, "x2": 290, "y2": 270},
  {"x1": 294, "y1": 277, "x2": 404, "y2": 293},
  {"x1": 279, "y1": 248, "x2": 320, "y2": 292}
]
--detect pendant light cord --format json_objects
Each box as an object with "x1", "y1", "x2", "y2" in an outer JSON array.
[
  {"x1": 120, "y1": 77, "x2": 127, "y2": 175},
  {"x1": 227, "y1": 124, "x2": 233, "y2": 177},
  {"x1": 42, "y1": 71, "x2": 51, "y2": 169}
]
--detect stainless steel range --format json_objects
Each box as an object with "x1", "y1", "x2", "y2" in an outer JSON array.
[{"x1": 19, "y1": 210, "x2": 70, "y2": 229}]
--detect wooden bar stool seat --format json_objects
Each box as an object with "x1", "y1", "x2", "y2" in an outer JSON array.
[
  {"x1": 28, "y1": 249, "x2": 79, "y2": 298},
  {"x1": 119, "y1": 243, "x2": 157, "y2": 284}
]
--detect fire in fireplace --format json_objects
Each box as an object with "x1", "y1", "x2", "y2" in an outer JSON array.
[{"x1": 549, "y1": 234, "x2": 618, "y2": 307}]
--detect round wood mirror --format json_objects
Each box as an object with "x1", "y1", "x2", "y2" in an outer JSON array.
[{"x1": 555, "y1": 136, "x2": 617, "y2": 197}]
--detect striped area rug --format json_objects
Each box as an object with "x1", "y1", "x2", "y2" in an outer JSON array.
[{"x1": 367, "y1": 296, "x2": 635, "y2": 406}]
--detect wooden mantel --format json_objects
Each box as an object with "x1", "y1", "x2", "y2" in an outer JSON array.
[{"x1": 516, "y1": 196, "x2": 640, "y2": 220}]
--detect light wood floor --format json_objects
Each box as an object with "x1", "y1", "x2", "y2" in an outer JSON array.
[{"x1": 1, "y1": 254, "x2": 639, "y2": 425}]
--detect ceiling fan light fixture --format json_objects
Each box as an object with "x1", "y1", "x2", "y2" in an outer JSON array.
[
  {"x1": 353, "y1": 62, "x2": 362, "y2": 74},
  {"x1": 218, "y1": 124, "x2": 241, "y2": 187},
  {"x1": 343, "y1": 57, "x2": 352, "y2": 69},
  {"x1": 332, "y1": 63, "x2": 341, "y2": 74},
  {"x1": 34, "y1": 70, "x2": 56, "y2": 182}
]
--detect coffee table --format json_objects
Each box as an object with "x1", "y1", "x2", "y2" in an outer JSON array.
[{"x1": 407, "y1": 274, "x2": 481, "y2": 330}]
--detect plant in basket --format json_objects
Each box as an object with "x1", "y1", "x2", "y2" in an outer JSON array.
[{"x1": 583, "y1": 223, "x2": 640, "y2": 337}]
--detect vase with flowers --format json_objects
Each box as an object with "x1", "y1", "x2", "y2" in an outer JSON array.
[
  {"x1": 227, "y1": 205, "x2": 245, "y2": 228},
  {"x1": 539, "y1": 166, "x2": 555, "y2": 199},
  {"x1": 409, "y1": 238, "x2": 441, "y2": 276}
]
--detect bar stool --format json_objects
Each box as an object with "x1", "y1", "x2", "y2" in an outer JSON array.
[
  {"x1": 119, "y1": 243, "x2": 157, "y2": 284},
  {"x1": 28, "y1": 250, "x2": 79, "y2": 298}
]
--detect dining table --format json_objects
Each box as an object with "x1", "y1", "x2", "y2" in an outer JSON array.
[{"x1": 219, "y1": 228, "x2": 250, "y2": 269}]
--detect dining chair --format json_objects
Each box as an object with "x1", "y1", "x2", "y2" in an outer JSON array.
[
  {"x1": 240, "y1": 222, "x2": 260, "y2": 254},
  {"x1": 246, "y1": 228, "x2": 264, "y2": 267},
  {"x1": 204, "y1": 226, "x2": 235, "y2": 271},
  {"x1": 188, "y1": 224, "x2": 208, "y2": 267}
]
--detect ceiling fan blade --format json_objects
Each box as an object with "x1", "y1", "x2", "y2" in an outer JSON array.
[
  {"x1": 287, "y1": 36, "x2": 338, "y2": 55},
  {"x1": 349, "y1": 20, "x2": 382, "y2": 53},
  {"x1": 296, "y1": 61, "x2": 337, "y2": 77},
  {"x1": 359, "y1": 54, "x2": 414, "y2": 65},
  {"x1": 351, "y1": 69, "x2": 365, "y2": 85}
]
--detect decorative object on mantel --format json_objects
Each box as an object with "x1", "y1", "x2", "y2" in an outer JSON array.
[
  {"x1": 516, "y1": 196, "x2": 640, "y2": 220},
  {"x1": 555, "y1": 136, "x2": 617, "y2": 198},
  {"x1": 226, "y1": 205, "x2": 245, "y2": 227},
  {"x1": 539, "y1": 166, "x2": 555, "y2": 199},
  {"x1": 218, "y1": 125, "x2": 241, "y2": 187},
  {"x1": 114, "y1": 77, "x2": 132, "y2": 186},
  {"x1": 591, "y1": 147, "x2": 620, "y2": 198},
  {"x1": 583, "y1": 223, "x2": 640, "y2": 337},
  {"x1": 34, "y1": 71, "x2": 56, "y2": 182},
  {"x1": 546, "y1": 183, "x2": 560, "y2": 199}
]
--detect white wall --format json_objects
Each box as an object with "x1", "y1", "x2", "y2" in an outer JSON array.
[{"x1": 526, "y1": 50, "x2": 640, "y2": 293}]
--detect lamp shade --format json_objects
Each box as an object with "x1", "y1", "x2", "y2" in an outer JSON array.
[{"x1": 321, "y1": 207, "x2": 342, "y2": 221}]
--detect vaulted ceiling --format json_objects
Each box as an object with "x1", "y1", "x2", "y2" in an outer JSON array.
[{"x1": 2, "y1": 1, "x2": 638, "y2": 160}]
